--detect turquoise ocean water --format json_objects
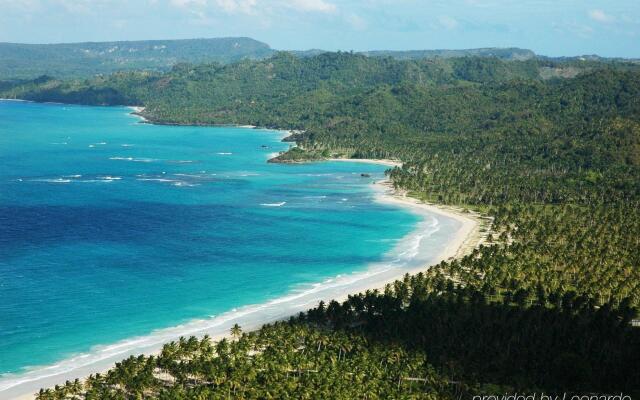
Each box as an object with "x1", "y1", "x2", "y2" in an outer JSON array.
[{"x1": 0, "y1": 100, "x2": 459, "y2": 394}]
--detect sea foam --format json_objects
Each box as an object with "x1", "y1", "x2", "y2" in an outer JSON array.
[
  {"x1": 0, "y1": 211, "x2": 446, "y2": 395},
  {"x1": 109, "y1": 157, "x2": 157, "y2": 162},
  {"x1": 260, "y1": 202, "x2": 287, "y2": 207}
]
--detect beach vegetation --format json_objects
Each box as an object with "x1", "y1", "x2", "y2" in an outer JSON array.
[{"x1": 6, "y1": 51, "x2": 640, "y2": 398}]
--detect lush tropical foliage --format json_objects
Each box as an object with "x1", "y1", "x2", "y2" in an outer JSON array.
[
  {"x1": 0, "y1": 38, "x2": 274, "y2": 79},
  {"x1": 0, "y1": 39, "x2": 548, "y2": 80},
  {"x1": 3, "y1": 52, "x2": 639, "y2": 398},
  {"x1": 34, "y1": 276, "x2": 639, "y2": 399}
]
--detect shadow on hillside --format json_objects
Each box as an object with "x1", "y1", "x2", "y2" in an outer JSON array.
[{"x1": 306, "y1": 290, "x2": 640, "y2": 397}]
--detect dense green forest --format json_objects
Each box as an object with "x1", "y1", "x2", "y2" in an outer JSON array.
[
  {"x1": 359, "y1": 47, "x2": 536, "y2": 61},
  {"x1": 3, "y1": 52, "x2": 640, "y2": 398},
  {"x1": 0, "y1": 38, "x2": 274, "y2": 79},
  {"x1": 0, "y1": 37, "x2": 554, "y2": 79}
]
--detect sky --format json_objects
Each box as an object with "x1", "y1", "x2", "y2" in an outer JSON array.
[{"x1": 0, "y1": 0, "x2": 638, "y2": 57}]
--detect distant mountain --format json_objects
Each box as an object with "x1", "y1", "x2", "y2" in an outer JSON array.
[
  {"x1": 13, "y1": 37, "x2": 631, "y2": 81},
  {"x1": 291, "y1": 47, "x2": 536, "y2": 61},
  {"x1": 0, "y1": 37, "x2": 275, "y2": 79},
  {"x1": 539, "y1": 54, "x2": 640, "y2": 63},
  {"x1": 360, "y1": 47, "x2": 536, "y2": 61},
  {"x1": 290, "y1": 49, "x2": 330, "y2": 58}
]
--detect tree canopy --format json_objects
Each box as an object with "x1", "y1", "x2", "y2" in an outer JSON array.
[{"x1": 3, "y1": 52, "x2": 639, "y2": 398}]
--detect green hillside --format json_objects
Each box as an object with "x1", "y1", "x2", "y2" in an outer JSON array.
[
  {"x1": 4, "y1": 53, "x2": 640, "y2": 398},
  {"x1": 3, "y1": 36, "x2": 636, "y2": 81},
  {"x1": 0, "y1": 37, "x2": 274, "y2": 79},
  {"x1": 0, "y1": 38, "x2": 548, "y2": 80},
  {"x1": 360, "y1": 47, "x2": 536, "y2": 61}
]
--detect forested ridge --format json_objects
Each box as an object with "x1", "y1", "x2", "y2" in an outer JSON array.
[
  {"x1": 0, "y1": 38, "x2": 275, "y2": 79},
  {"x1": 0, "y1": 38, "x2": 564, "y2": 80},
  {"x1": 3, "y1": 52, "x2": 640, "y2": 398}
]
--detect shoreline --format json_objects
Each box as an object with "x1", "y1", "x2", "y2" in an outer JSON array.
[
  {"x1": 331, "y1": 177, "x2": 484, "y2": 304},
  {"x1": 127, "y1": 107, "x2": 295, "y2": 141},
  {"x1": 320, "y1": 159, "x2": 485, "y2": 266},
  {"x1": 1, "y1": 141, "x2": 483, "y2": 399},
  {"x1": 324, "y1": 158, "x2": 402, "y2": 168},
  {"x1": 128, "y1": 106, "x2": 148, "y2": 123},
  {"x1": 2, "y1": 100, "x2": 297, "y2": 141},
  {"x1": 374, "y1": 180, "x2": 487, "y2": 261}
]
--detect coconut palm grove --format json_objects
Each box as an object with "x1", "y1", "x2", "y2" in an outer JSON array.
[{"x1": 1, "y1": 43, "x2": 639, "y2": 398}]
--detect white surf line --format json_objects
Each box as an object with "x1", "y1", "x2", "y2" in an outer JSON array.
[
  {"x1": 0, "y1": 194, "x2": 475, "y2": 400},
  {"x1": 0, "y1": 160, "x2": 478, "y2": 400}
]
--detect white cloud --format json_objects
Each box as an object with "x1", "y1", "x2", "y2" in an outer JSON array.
[
  {"x1": 167, "y1": 0, "x2": 336, "y2": 15},
  {"x1": 215, "y1": 0, "x2": 256, "y2": 14},
  {"x1": 553, "y1": 21, "x2": 594, "y2": 39},
  {"x1": 288, "y1": 0, "x2": 336, "y2": 13},
  {"x1": 438, "y1": 15, "x2": 459, "y2": 30},
  {"x1": 346, "y1": 14, "x2": 367, "y2": 30},
  {"x1": 0, "y1": 0, "x2": 110, "y2": 14},
  {"x1": 0, "y1": 0, "x2": 40, "y2": 9},
  {"x1": 588, "y1": 9, "x2": 615, "y2": 23},
  {"x1": 170, "y1": 0, "x2": 206, "y2": 8},
  {"x1": 55, "y1": 0, "x2": 94, "y2": 14}
]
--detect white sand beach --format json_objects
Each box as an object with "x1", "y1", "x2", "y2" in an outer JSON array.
[
  {"x1": 326, "y1": 158, "x2": 402, "y2": 168},
  {"x1": 128, "y1": 106, "x2": 148, "y2": 122},
  {"x1": 3, "y1": 159, "x2": 485, "y2": 400}
]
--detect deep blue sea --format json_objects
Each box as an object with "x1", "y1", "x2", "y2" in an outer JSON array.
[{"x1": 0, "y1": 100, "x2": 459, "y2": 394}]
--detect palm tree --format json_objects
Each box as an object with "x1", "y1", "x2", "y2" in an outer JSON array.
[
  {"x1": 315, "y1": 335, "x2": 329, "y2": 352},
  {"x1": 230, "y1": 323, "x2": 242, "y2": 339}
]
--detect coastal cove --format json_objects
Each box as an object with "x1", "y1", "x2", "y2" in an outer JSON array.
[{"x1": 0, "y1": 100, "x2": 480, "y2": 399}]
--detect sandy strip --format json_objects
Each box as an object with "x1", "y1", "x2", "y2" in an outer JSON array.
[
  {"x1": 332, "y1": 178, "x2": 483, "y2": 303},
  {"x1": 128, "y1": 106, "x2": 148, "y2": 122},
  {"x1": 375, "y1": 180, "x2": 486, "y2": 261},
  {"x1": 328, "y1": 157, "x2": 483, "y2": 265},
  {"x1": 126, "y1": 110, "x2": 291, "y2": 141},
  {"x1": 325, "y1": 158, "x2": 402, "y2": 168},
  {"x1": 3, "y1": 159, "x2": 484, "y2": 400}
]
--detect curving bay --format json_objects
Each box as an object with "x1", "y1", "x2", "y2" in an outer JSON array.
[{"x1": 0, "y1": 100, "x2": 469, "y2": 397}]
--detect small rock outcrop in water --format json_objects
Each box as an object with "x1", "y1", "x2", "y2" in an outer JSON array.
[{"x1": 361, "y1": 173, "x2": 371, "y2": 178}]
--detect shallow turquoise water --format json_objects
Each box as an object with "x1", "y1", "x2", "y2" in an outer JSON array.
[{"x1": 0, "y1": 100, "x2": 424, "y2": 377}]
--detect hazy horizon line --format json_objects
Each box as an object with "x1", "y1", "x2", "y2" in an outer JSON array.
[{"x1": 1, "y1": 36, "x2": 637, "y2": 60}]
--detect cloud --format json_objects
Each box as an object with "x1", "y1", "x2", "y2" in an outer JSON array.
[
  {"x1": 288, "y1": 0, "x2": 336, "y2": 13},
  {"x1": 215, "y1": 0, "x2": 256, "y2": 14},
  {"x1": 346, "y1": 13, "x2": 367, "y2": 30},
  {"x1": 170, "y1": 0, "x2": 206, "y2": 8},
  {"x1": 55, "y1": 0, "x2": 95, "y2": 14},
  {"x1": 553, "y1": 21, "x2": 594, "y2": 39},
  {"x1": 166, "y1": 0, "x2": 335, "y2": 15},
  {"x1": 0, "y1": 0, "x2": 111, "y2": 14},
  {"x1": 438, "y1": 15, "x2": 459, "y2": 30},
  {"x1": 0, "y1": 0, "x2": 39, "y2": 7},
  {"x1": 588, "y1": 9, "x2": 615, "y2": 23}
]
